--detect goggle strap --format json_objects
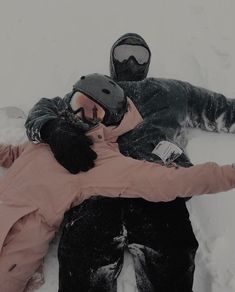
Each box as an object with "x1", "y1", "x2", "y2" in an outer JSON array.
[{"x1": 92, "y1": 105, "x2": 98, "y2": 119}]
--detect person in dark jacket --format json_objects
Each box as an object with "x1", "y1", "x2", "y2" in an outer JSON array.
[{"x1": 25, "y1": 33, "x2": 235, "y2": 292}]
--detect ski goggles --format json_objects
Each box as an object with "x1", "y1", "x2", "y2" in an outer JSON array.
[
  {"x1": 113, "y1": 44, "x2": 150, "y2": 65},
  {"x1": 69, "y1": 91, "x2": 105, "y2": 124}
]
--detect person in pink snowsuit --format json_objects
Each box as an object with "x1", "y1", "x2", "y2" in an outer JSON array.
[{"x1": 0, "y1": 73, "x2": 235, "y2": 292}]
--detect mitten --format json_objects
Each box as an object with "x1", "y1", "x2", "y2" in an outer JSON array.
[{"x1": 41, "y1": 119, "x2": 97, "y2": 174}]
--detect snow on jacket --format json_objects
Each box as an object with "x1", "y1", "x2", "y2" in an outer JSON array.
[
  {"x1": 25, "y1": 78, "x2": 235, "y2": 166},
  {"x1": 1, "y1": 98, "x2": 235, "y2": 291}
]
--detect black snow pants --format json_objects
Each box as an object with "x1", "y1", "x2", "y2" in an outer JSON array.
[{"x1": 58, "y1": 197, "x2": 198, "y2": 292}]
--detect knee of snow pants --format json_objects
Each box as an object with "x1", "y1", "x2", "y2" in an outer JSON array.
[
  {"x1": 124, "y1": 198, "x2": 198, "y2": 291},
  {"x1": 129, "y1": 243, "x2": 196, "y2": 292},
  {"x1": 0, "y1": 212, "x2": 55, "y2": 292},
  {"x1": 58, "y1": 196, "x2": 125, "y2": 292}
]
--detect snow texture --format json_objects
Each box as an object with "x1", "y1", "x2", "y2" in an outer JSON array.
[{"x1": 0, "y1": 0, "x2": 235, "y2": 291}]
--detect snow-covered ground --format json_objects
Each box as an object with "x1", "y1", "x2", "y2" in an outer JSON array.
[{"x1": 1, "y1": 0, "x2": 235, "y2": 291}]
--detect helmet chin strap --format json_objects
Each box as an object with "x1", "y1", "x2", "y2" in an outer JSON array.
[{"x1": 92, "y1": 106, "x2": 98, "y2": 119}]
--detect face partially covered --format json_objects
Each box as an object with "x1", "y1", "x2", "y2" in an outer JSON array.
[
  {"x1": 70, "y1": 91, "x2": 106, "y2": 124},
  {"x1": 110, "y1": 33, "x2": 151, "y2": 81}
]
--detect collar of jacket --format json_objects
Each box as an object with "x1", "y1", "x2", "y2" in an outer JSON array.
[{"x1": 87, "y1": 97, "x2": 143, "y2": 143}]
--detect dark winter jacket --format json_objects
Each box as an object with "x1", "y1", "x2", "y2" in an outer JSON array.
[
  {"x1": 117, "y1": 78, "x2": 235, "y2": 164},
  {"x1": 25, "y1": 78, "x2": 235, "y2": 165}
]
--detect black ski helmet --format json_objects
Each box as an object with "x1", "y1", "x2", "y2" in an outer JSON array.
[{"x1": 72, "y1": 73, "x2": 128, "y2": 126}]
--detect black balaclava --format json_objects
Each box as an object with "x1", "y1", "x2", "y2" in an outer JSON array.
[{"x1": 110, "y1": 33, "x2": 151, "y2": 81}]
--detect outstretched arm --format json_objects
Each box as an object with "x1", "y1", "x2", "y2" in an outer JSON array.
[
  {"x1": 81, "y1": 153, "x2": 235, "y2": 203},
  {"x1": 181, "y1": 81, "x2": 235, "y2": 133},
  {"x1": 131, "y1": 161, "x2": 235, "y2": 202}
]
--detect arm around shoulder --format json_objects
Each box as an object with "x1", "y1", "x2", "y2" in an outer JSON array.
[{"x1": 25, "y1": 97, "x2": 67, "y2": 143}]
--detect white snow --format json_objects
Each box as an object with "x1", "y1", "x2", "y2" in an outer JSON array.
[{"x1": 0, "y1": 0, "x2": 235, "y2": 291}]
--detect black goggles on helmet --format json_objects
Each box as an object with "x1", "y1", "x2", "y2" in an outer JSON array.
[{"x1": 113, "y1": 44, "x2": 150, "y2": 65}]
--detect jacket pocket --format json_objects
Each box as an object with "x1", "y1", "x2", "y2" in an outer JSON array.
[{"x1": 0, "y1": 203, "x2": 38, "y2": 254}]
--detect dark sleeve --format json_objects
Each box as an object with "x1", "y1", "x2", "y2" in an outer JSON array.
[
  {"x1": 25, "y1": 97, "x2": 68, "y2": 143},
  {"x1": 181, "y1": 81, "x2": 235, "y2": 133}
]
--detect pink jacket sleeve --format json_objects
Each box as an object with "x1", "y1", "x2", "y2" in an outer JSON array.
[
  {"x1": 0, "y1": 143, "x2": 26, "y2": 168},
  {"x1": 124, "y1": 161, "x2": 235, "y2": 202}
]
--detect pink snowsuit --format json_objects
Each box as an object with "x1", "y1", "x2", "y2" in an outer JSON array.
[{"x1": 0, "y1": 99, "x2": 235, "y2": 292}]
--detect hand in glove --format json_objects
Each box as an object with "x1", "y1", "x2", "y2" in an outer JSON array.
[{"x1": 41, "y1": 119, "x2": 97, "y2": 174}]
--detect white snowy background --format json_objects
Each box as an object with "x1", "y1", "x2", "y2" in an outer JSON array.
[{"x1": 0, "y1": 0, "x2": 235, "y2": 291}]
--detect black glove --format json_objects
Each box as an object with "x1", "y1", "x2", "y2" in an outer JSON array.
[{"x1": 41, "y1": 119, "x2": 97, "y2": 174}]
